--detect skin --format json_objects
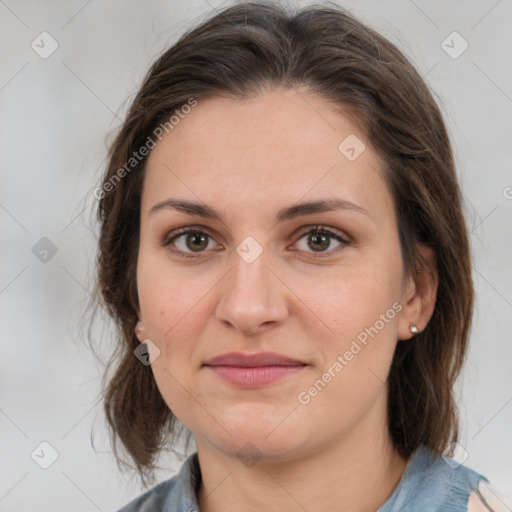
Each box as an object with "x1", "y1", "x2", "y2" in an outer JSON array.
[{"x1": 135, "y1": 88, "x2": 438, "y2": 512}]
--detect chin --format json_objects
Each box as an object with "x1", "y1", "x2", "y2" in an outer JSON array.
[
  {"x1": 197, "y1": 419, "x2": 311, "y2": 463},
  {"x1": 221, "y1": 438, "x2": 303, "y2": 465}
]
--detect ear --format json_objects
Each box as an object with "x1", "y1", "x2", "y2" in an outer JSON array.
[
  {"x1": 134, "y1": 304, "x2": 146, "y2": 342},
  {"x1": 134, "y1": 319, "x2": 147, "y2": 343},
  {"x1": 397, "y1": 245, "x2": 438, "y2": 341}
]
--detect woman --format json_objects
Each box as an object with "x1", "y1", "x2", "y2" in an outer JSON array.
[{"x1": 93, "y1": 2, "x2": 501, "y2": 510}]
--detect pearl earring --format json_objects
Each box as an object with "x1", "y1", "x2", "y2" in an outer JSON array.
[
  {"x1": 135, "y1": 321, "x2": 144, "y2": 335},
  {"x1": 409, "y1": 323, "x2": 419, "y2": 335}
]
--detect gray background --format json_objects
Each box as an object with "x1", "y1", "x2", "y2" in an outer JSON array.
[{"x1": 1, "y1": 0, "x2": 511, "y2": 510}]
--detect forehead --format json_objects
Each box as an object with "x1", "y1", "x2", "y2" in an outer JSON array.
[{"x1": 142, "y1": 88, "x2": 392, "y2": 225}]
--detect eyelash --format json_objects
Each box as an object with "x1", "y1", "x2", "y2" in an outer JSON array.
[{"x1": 161, "y1": 225, "x2": 351, "y2": 259}]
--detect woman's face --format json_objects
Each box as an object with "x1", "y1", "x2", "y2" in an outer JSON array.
[{"x1": 136, "y1": 88, "x2": 416, "y2": 463}]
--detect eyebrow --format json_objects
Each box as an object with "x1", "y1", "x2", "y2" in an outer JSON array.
[{"x1": 149, "y1": 197, "x2": 370, "y2": 222}]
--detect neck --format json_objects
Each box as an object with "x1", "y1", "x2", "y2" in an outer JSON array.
[{"x1": 195, "y1": 401, "x2": 409, "y2": 512}]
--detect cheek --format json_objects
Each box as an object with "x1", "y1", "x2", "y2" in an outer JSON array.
[
  {"x1": 292, "y1": 259, "x2": 402, "y2": 407},
  {"x1": 295, "y1": 271, "x2": 400, "y2": 426},
  {"x1": 137, "y1": 250, "x2": 206, "y2": 340},
  {"x1": 136, "y1": 256, "x2": 207, "y2": 420},
  {"x1": 293, "y1": 260, "x2": 401, "y2": 339}
]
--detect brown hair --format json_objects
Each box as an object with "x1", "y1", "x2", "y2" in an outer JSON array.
[{"x1": 92, "y1": 1, "x2": 473, "y2": 487}]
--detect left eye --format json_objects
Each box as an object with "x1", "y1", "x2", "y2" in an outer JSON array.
[
  {"x1": 293, "y1": 226, "x2": 349, "y2": 257},
  {"x1": 162, "y1": 225, "x2": 349, "y2": 258}
]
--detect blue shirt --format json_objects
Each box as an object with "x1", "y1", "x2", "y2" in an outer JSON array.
[{"x1": 116, "y1": 446, "x2": 489, "y2": 511}]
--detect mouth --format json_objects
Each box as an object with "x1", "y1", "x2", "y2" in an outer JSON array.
[{"x1": 203, "y1": 351, "x2": 308, "y2": 388}]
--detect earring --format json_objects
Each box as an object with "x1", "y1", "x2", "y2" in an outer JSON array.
[
  {"x1": 135, "y1": 321, "x2": 145, "y2": 337},
  {"x1": 409, "y1": 323, "x2": 419, "y2": 335}
]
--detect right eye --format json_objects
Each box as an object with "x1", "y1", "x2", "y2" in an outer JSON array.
[{"x1": 162, "y1": 227, "x2": 222, "y2": 258}]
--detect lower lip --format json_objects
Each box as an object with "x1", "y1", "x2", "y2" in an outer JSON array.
[{"x1": 205, "y1": 365, "x2": 306, "y2": 388}]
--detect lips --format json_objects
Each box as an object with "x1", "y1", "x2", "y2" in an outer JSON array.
[
  {"x1": 203, "y1": 352, "x2": 307, "y2": 388},
  {"x1": 204, "y1": 351, "x2": 305, "y2": 367}
]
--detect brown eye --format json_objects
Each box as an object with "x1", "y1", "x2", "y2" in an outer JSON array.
[
  {"x1": 183, "y1": 231, "x2": 209, "y2": 252},
  {"x1": 162, "y1": 225, "x2": 349, "y2": 259},
  {"x1": 307, "y1": 232, "x2": 331, "y2": 252},
  {"x1": 294, "y1": 226, "x2": 350, "y2": 257},
  {"x1": 163, "y1": 228, "x2": 219, "y2": 257}
]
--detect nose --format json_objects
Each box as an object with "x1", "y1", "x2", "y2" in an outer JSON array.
[{"x1": 215, "y1": 251, "x2": 289, "y2": 336}]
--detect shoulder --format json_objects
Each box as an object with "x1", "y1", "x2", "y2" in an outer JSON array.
[
  {"x1": 116, "y1": 479, "x2": 176, "y2": 512},
  {"x1": 114, "y1": 453, "x2": 201, "y2": 512},
  {"x1": 379, "y1": 447, "x2": 491, "y2": 512},
  {"x1": 467, "y1": 481, "x2": 510, "y2": 512}
]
